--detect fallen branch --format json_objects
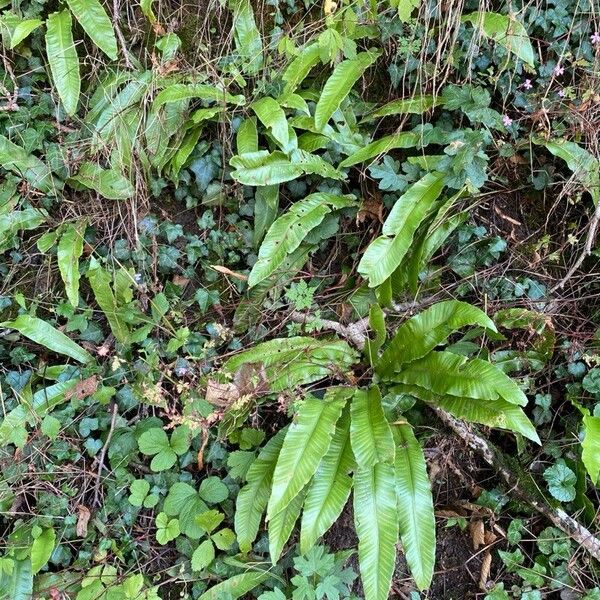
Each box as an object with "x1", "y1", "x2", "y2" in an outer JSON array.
[
  {"x1": 93, "y1": 403, "x2": 119, "y2": 507},
  {"x1": 298, "y1": 306, "x2": 600, "y2": 563}
]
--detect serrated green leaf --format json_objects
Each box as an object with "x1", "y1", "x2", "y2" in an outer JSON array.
[
  {"x1": 393, "y1": 425, "x2": 435, "y2": 591},
  {"x1": 198, "y1": 476, "x2": 228, "y2": 504},
  {"x1": 350, "y1": 386, "x2": 395, "y2": 467},
  {"x1": 353, "y1": 463, "x2": 398, "y2": 600},
  {"x1": 249, "y1": 193, "x2": 355, "y2": 287},
  {"x1": 235, "y1": 429, "x2": 286, "y2": 553},
  {"x1": 0, "y1": 315, "x2": 92, "y2": 363},
  {"x1": 57, "y1": 221, "x2": 85, "y2": 307},
  {"x1": 315, "y1": 51, "x2": 379, "y2": 131},
  {"x1": 191, "y1": 539, "x2": 215, "y2": 572},
  {"x1": 66, "y1": 0, "x2": 117, "y2": 59},
  {"x1": 463, "y1": 12, "x2": 535, "y2": 67},
  {"x1": 378, "y1": 300, "x2": 496, "y2": 375},
  {"x1": 300, "y1": 407, "x2": 354, "y2": 554},
  {"x1": 358, "y1": 172, "x2": 445, "y2": 287},
  {"x1": 45, "y1": 10, "x2": 80, "y2": 116},
  {"x1": 392, "y1": 351, "x2": 528, "y2": 406},
  {"x1": 267, "y1": 389, "x2": 350, "y2": 520}
]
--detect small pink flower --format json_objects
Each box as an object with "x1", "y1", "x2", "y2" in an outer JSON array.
[
  {"x1": 557, "y1": 89, "x2": 566, "y2": 98},
  {"x1": 502, "y1": 115, "x2": 513, "y2": 127},
  {"x1": 591, "y1": 32, "x2": 600, "y2": 45},
  {"x1": 553, "y1": 64, "x2": 564, "y2": 76},
  {"x1": 522, "y1": 79, "x2": 533, "y2": 90}
]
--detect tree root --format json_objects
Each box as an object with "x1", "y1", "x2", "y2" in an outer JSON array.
[{"x1": 294, "y1": 306, "x2": 600, "y2": 563}]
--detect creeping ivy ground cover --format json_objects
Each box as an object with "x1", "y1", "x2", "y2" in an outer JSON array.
[{"x1": 0, "y1": 0, "x2": 599, "y2": 599}]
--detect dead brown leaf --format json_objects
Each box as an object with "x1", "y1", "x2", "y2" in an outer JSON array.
[
  {"x1": 206, "y1": 380, "x2": 240, "y2": 408},
  {"x1": 470, "y1": 519, "x2": 485, "y2": 550},
  {"x1": 76, "y1": 505, "x2": 91, "y2": 537},
  {"x1": 210, "y1": 265, "x2": 249, "y2": 281},
  {"x1": 65, "y1": 376, "x2": 98, "y2": 401},
  {"x1": 356, "y1": 195, "x2": 384, "y2": 225},
  {"x1": 479, "y1": 550, "x2": 492, "y2": 590}
]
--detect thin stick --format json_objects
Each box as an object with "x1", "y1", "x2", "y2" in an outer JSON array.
[{"x1": 93, "y1": 403, "x2": 119, "y2": 507}]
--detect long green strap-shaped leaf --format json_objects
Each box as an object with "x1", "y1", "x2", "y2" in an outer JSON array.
[
  {"x1": 236, "y1": 117, "x2": 259, "y2": 154},
  {"x1": 393, "y1": 351, "x2": 528, "y2": 406},
  {"x1": 282, "y1": 43, "x2": 321, "y2": 95},
  {"x1": 300, "y1": 407, "x2": 354, "y2": 554},
  {"x1": 353, "y1": 463, "x2": 398, "y2": 600},
  {"x1": 393, "y1": 424, "x2": 435, "y2": 591},
  {"x1": 65, "y1": 0, "x2": 118, "y2": 59},
  {"x1": 248, "y1": 193, "x2": 355, "y2": 287},
  {"x1": 377, "y1": 300, "x2": 497, "y2": 375},
  {"x1": 198, "y1": 570, "x2": 269, "y2": 600},
  {"x1": 358, "y1": 172, "x2": 445, "y2": 287},
  {"x1": 235, "y1": 428, "x2": 286, "y2": 553},
  {"x1": 57, "y1": 221, "x2": 86, "y2": 307},
  {"x1": 226, "y1": 0, "x2": 263, "y2": 75},
  {"x1": 0, "y1": 135, "x2": 56, "y2": 193},
  {"x1": 45, "y1": 10, "x2": 80, "y2": 116},
  {"x1": 267, "y1": 389, "x2": 351, "y2": 520},
  {"x1": 269, "y1": 487, "x2": 306, "y2": 563},
  {"x1": 350, "y1": 386, "x2": 395, "y2": 467},
  {"x1": 339, "y1": 131, "x2": 420, "y2": 168},
  {"x1": 0, "y1": 315, "x2": 92, "y2": 363},
  {"x1": 315, "y1": 51, "x2": 379, "y2": 131},
  {"x1": 251, "y1": 97, "x2": 290, "y2": 151},
  {"x1": 87, "y1": 257, "x2": 130, "y2": 344},
  {"x1": 582, "y1": 415, "x2": 600, "y2": 484}
]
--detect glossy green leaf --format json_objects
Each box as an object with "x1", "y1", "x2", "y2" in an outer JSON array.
[
  {"x1": 315, "y1": 51, "x2": 379, "y2": 131},
  {"x1": 198, "y1": 570, "x2": 269, "y2": 600},
  {"x1": 300, "y1": 407, "x2": 354, "y2": 554},
  {"x1": 153, "y1": 83, "x2": 245, "y2": 108},
  {"x1": 358, "y1": 172, "x2": 445, "y2": 287},
  {"x1": 364, "y1": 94, "x2": 440, "y2": 121},
  {"x1": 87, "y1": 257, "x2": 130, "y2": 343},
  {"x1": 393, "y1": 425, "x2": 435, "y2": 590},
  {"x1": 282, "y1": 43, "x2": 321, "y2": 95},
  {"x1": 31, "y1": 528, "x2": 56, "y2": 575},
  {"x1": 582, "y1": 415, "x2": 600, "y2": 484},
  {"x1": 230, "y1": 150, "x2": 304, "y2": 185},
  {"x1": 378, "y1": 300, "x2": 496, "y2": 375},
  {"x1": 252, "y1": 96, "x2": 290, "y2": 150},
  {"x1": 45, "y1": 10, "x2": 81, "y2": 116},
  {"x1": 353, "y1": 463, "x2": 398, "y2": 600},
  {"x1": 235, "y1": 429, "x2": 286, "y2": 553},
  {"x1": 0, "y1": 135, "x2": 56, "y2": 192},
  {"x1": 0, "y1": 315, "x2": 93, "y2": 363},
  {"x1": 533, "y1": 138, "x2": 600, "y2": 206},
  {"x1": 236, "y1": 117, "x2": 258, "y2": 154},
  {"x1": 222, "y1": 336, "x2": 358, "y2": 392},
  {"x1": 66, "y1": 0, "x2": 117, "y2": 59},
  {"x1": 350, "y1": 386, "x2": 395, "y2": 467},
  {"x1": 269, "y1": 487, "x2": 306, "y2": 563},
  {"x1": 393, "y1": 351, "x2": 528, "y2": 406},
  {"x1": 9, "y1": 18, "x2": 42, "y2": 48},
  {"x1": 57, "y1": 221, "x2": 86, "y2": 307},
  {"x1": 463, "y1": 12, "x2": 535, "y2": 66},
  {"x1": 267, "y1": 389, "x2": 351, "y2": 519},
  {"x1": 248, "y1": 193, "x2": 355, "y2": 286},
  {"x1": 339, "y1": 131, "x2": 420, "y2": 167}
]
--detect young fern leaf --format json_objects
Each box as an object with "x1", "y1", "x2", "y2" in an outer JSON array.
[
  {"x1": 267, "y1": 389, "x2": 350, "y2": 520},
  {"x1": 358, "y1": 172, "x2": 445, "y2": 287},
  {"x1": 377, "y1": 300, "x2": 496, "y2": 375},
  {"x1": 269, "y1": 487, "x2": 306, "y2": 563},
  {"x1": 65, "y1": 0, "x2": 118, "y2": 60},
  {"x1": 350, "y1": 386, "x2": 395, "y2": 468},
  {"x1": 57, "y1": 221, "x2": 86, "y2": 308},
  {"x1": 248, "y1": 193, "x2": 355, "y2": 287},
  {"x1": 353, "y1": 463, "x2": 398, "y2": 600},
  {"x1": 45, "y1": 10, "x2": 80, "y2": 116},
  {"x1": 315, "y1": 51, "x2": 380, "y2": 131},
  {"x1": 300, "y1": 407, "x2": 354, "y2": 554},
  {"x1": 393, "y1": 351, "x2": 528, "y2": 406},
  {"x1": 235, "y1": 428, "x2": 286, "y2": 553},
  {"x1": 393, "y1": 424, "x2": 436, "y2": 591}
]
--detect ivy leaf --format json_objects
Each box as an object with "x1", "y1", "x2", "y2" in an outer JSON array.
[
  {"x1": 368, "y1": 156, "x2": 408, "y2": 192},
  {"x1": 543, "y1": 463, "x2": 577, "y2": 502}
]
